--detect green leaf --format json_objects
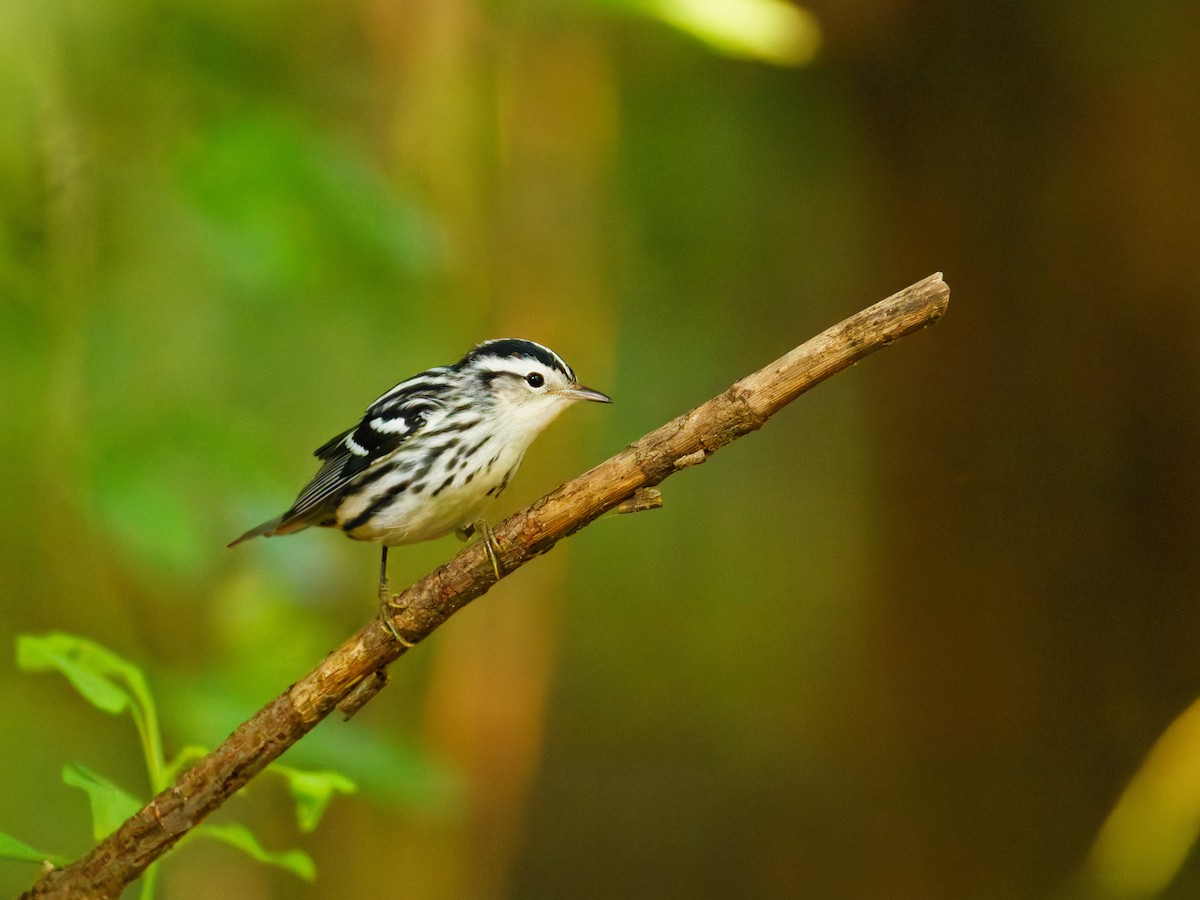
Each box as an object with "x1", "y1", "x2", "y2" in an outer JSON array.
[
  {"x1": 1082, "y1": 694, "x2": 1200, "y2": 897},
  {"x1": 17, "y1": 633, "x2": 165, "y2": 790},
  {"x1": 269, "y1": 764, "x2": 357, "y2": 833},
  {"x1": 194, "y1": 822, "x2": 315, "y2": 881},
  {"x1": 62, "y1": 762, "x2": 142, "y2": 841},
  {"x1": 0, "y1": 831, "x2": 66, "y2": 866},
  {"x1": 17, "y1": 633, "x2": 136, "y2": 715},
  {"x1": 624, "y1": 0, "x2": 820, "y2": 66}
]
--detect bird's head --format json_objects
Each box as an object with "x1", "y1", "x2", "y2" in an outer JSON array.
[{"x1": 459, "y1": 338, "x2": 611, "y2": 435}]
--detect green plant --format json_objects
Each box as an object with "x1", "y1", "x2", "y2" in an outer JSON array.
[{"x1": 1, "y1": 633, "x2": 355, "y2": 898}]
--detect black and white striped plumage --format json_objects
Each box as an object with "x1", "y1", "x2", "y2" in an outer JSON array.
[{"x1": 229, "y1": 339, "x2": 610, "y2": 552}]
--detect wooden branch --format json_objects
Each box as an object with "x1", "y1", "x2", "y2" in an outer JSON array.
[{"x1": 24, "y1": 273, "x2": 950, "y2": 898}]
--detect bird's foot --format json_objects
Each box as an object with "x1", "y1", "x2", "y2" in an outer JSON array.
[
  {"x1": 378, "y1": 578, "x2": 416, "y2": 647},
  {"x1": 457, "y1": 519, "x2": 503, "y2": 580}
]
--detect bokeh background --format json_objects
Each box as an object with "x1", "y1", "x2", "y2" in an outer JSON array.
[{"x1": 3, "y1": 0, "x2": 1200, "y2": 897}]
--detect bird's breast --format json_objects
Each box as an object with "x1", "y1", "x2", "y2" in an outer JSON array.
[{"x1": 336, "y1": 438, "x2": 525, "y2": 546}]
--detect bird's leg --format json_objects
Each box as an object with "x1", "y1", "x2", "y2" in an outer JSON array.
[
  {"x1": 377, "y1": 545, "x2": 390, "y2": 602},
  {"x1": 456, "y1": 519, "x2": 502, "y2": 580},
  {"x1": 377, "y1": 545, "x2": 416, "y2": 647}
]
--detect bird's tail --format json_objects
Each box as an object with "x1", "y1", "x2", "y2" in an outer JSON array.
[{"x1": 227, "y1": 515, "x2": 285, "y2": 548}]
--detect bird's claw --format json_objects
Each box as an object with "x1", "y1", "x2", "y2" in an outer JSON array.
[
  {"x1": 378, "y1": 578, "x2": 416, "y2": 647},
  {"x1": 456, "y1": 520, "x2": 503, "y2": 581},
  {"x1": 476, "y1": 519, "x2": 502, "y2": 581}
]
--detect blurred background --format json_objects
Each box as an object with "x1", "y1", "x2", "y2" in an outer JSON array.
[{"x1": 2, "y1": 0, "x2": 1200, "y2": 897}]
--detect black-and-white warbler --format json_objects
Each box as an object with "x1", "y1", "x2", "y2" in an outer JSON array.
[{"x1": 230, "y1": 339, "x2": 611, "y2": 636}]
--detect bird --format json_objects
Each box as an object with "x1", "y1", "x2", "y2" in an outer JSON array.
[{"x1": 229, "y1": 338, "x2": 611, "y2": 641}]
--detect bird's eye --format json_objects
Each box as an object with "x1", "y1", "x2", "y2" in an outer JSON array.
[{"x1": 526, "y1": 372, "x2": 545, "y2": 388}]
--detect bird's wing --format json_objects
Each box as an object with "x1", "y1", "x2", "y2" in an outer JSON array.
[{"x1": 272, "y1": 382, "x2": 451, "y2": 531}]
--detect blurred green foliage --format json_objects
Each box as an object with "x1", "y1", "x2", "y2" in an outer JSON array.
[{"x1": 3, "y1": 0, "x2": 1200, "y2": 898}]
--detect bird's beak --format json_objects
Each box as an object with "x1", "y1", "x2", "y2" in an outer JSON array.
[{"x1": 559, "y1": 383, "x2": 612, "y2": 404}]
